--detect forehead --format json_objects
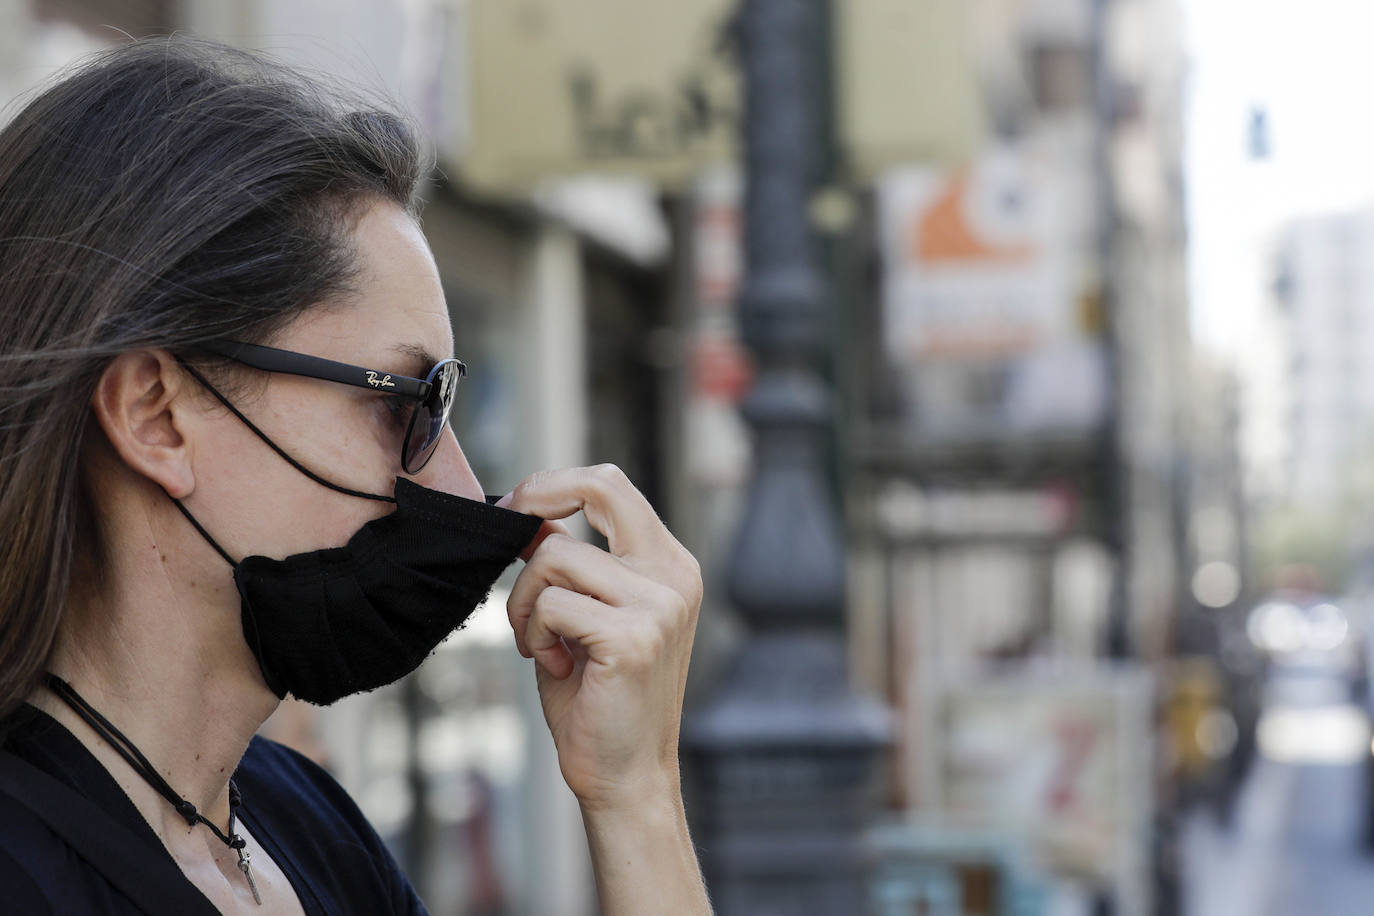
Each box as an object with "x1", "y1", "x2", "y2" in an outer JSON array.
[{"x1": 280, "y1": 199, "x2": 454, "y2": 369}]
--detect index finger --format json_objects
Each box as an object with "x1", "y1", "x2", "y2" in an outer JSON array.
[{"x1": 495, "y1": 464, "x2": 665, "y2": 559}]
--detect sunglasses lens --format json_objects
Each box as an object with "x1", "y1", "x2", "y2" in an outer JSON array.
[{"x1": 403, "y1": 360, "x2": 461, "y2": 473}]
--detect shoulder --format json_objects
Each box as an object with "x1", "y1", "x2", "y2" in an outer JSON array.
[
  {"x1": 235, "y1": 735, "x2": 386, "y2": 863},
  {"x1": 237, "y1": 735, "x2": 365, "y2": 823}
]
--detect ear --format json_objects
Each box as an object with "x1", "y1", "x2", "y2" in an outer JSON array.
[{"x1": 90, "y1": 349, "x2": 197, "y2": 499}]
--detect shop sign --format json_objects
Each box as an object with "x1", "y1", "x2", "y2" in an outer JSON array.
[
  {"x1": 877, "y1": 147, "x2": 1105, "y2": 434},
  {"x1": 459, "y1": 0, "x2": 980, "y2": 191}
]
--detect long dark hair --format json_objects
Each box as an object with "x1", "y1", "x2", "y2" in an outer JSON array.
[{"x1": 0, "y1": 37, "x2": 425, "y2": 716}]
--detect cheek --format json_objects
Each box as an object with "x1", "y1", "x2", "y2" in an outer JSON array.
[
  {"x1": 260, "y1": 381, "x2": 401, "y2": 490},
  {"x1": 192, "y1": 394, "x2": 396, "y2": 559},
  {"x1": 365, "y1": 397, "x2": 411, "y2": 464}
]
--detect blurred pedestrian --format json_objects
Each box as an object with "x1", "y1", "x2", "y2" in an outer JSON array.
[{"x1": 0, "y1": 37, "x2": 708, "y2": 915}]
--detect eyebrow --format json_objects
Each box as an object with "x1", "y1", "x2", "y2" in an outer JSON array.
[{"x1": 387, "y1": 342, "x2": 443, "y2": 377}]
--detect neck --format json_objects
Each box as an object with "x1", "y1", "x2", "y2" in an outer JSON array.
[{"x1": 32, "y1": 503, "x2": 278, "y2": 843}]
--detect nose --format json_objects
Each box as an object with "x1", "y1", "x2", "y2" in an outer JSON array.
[{"x1": 412, "y1": 426, "x2": 485, "y2": 502}]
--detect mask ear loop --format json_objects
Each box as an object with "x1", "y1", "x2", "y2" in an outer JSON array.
[
  {"x1": 178, "y1": 359, "x2": 397, "y2": 505},
  {"x1": 170, "y1": 498, "x2": 238, "y2": 567}
]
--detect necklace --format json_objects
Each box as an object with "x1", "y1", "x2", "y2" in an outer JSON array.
[{"x1": 44, "y1": 673, "x2": 263, "y2": 905}]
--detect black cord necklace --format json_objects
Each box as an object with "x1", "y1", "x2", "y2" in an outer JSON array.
[{"x1": 45, "y1": 673, "x2": 263, "y2": 905}]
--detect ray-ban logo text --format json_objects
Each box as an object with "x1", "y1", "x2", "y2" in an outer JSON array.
[{"x1": 365, "y1": 371, "x2": 396, "y2": 389}]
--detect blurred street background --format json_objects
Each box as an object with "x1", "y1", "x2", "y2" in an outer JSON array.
[{"x1": 7, "y1": 0, "x2": 1374, "y2": 913}]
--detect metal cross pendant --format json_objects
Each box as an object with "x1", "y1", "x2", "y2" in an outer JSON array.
[{"x1": 237, "y1": 845, "x2": 263, "y2": 906}]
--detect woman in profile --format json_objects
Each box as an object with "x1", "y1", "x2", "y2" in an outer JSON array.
[{"x1": 0, "y1": 37, "x2": 709, "y2": 914}]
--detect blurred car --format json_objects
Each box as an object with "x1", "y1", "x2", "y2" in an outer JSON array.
[{"x1": 1245, "y1": 593, "x2": 1353, "y2": 662}]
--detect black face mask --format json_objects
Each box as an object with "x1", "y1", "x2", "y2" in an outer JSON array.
[{"x1": 172, "y1": 375, "x2": 541, "y2": 706}]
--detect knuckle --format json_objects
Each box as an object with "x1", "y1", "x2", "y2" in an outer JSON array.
[
  {"x1": 524, "y1": 606, "x2": 556, "y2": 649},
  {"x1": 651, "y1": 581, "x2": 690, "y2": 626},
  {"x1": 533, "y1": 585, "x2": 572, "y2": 619},
  {"x1": 589, "y1": 462, "x2": 629, "y2": 491},
  {"x1": 681, "y1": 552, "x2": 703, "y2": 601},
  {"x1": 658, "y1": 551, "x2": 703, "y2": 613},
  {"x1": 591, "y1": 461, "x2": 624, "y2": 480},
  {"x1": 623, "y1": 619, "x2": 665, "y2": 668},
  {"x1": 532, "y1": 587, "x2": 557, "y2": 614}
]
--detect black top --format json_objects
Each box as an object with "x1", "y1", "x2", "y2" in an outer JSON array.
[{"x1": 0, "y1": 704, "x2": 427, "y2": 914}]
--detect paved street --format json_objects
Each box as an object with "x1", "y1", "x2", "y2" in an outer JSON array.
[{"x1": 1184, "y1": 659, "x2": 1374, "y2": 915}]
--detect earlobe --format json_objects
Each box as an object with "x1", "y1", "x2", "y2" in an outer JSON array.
[{"x1": 90, "y1": 350, "x2": 197, "y2": 499}]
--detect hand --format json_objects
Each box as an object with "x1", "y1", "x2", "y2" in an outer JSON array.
[{"x1": 497, "y1": 465, "x2": 703, "y2": 812}]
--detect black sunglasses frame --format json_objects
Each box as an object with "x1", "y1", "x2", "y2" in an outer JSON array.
[{"x1": 197, "y1": 339, "x2": 466, "y2": 473}]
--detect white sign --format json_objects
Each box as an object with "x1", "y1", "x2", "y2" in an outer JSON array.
[
  {"x1": 880, "y1": 148, "x2": 1067, "y2": 360},
  {"x1": 938, "y1": 669, "x2": 1154, "y2": 914},
  {"x1": 878, "y1": 147, "x2": 1105, "y2": 433}
]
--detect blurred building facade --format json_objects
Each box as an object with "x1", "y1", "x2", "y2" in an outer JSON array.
[
  {"x1": 842, "y1": 0, "x2": 1220, "y2": 911},
  {"x1": 1243, "y1": 207, "x2": 1374, "y2": 596},
  {"x1": 1273, "y1": 210, "x2": 1374, "y2": 508}
]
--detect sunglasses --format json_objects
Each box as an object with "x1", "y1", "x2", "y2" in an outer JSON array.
[{"x1": 198, "y1": 340, "x2": 466, "y2": 474}]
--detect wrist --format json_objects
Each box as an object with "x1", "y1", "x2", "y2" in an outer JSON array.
[
  {"x1": 576, "y1": 763, "x2": 683, "y2": 819},
  {"x1": 578, "y1": 765, "x2": 712, "y2": 916}
]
